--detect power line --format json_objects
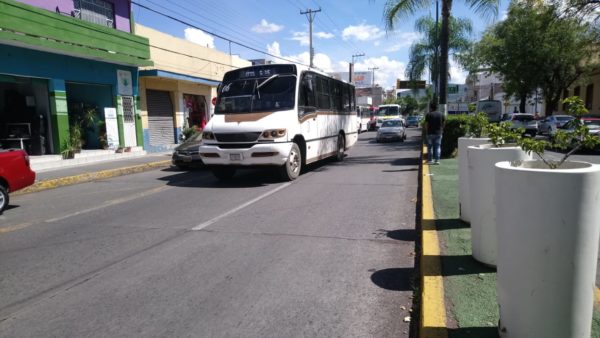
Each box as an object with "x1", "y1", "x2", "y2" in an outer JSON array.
[{"x1": 131, "y1": 1, "x2": 311, "y2": 67}]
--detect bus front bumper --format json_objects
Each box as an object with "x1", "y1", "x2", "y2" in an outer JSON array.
[{"x1": 199, "y1": 142, "x2": 293, "y2": 166}]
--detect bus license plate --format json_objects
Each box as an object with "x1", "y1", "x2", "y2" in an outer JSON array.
[{"x1": 230, "y1": 153, "x2": 242, "y2": 161}]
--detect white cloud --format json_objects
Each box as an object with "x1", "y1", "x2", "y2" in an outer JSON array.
[
  {"x1": 315, "y1": 32, "x2": 335, "y2": 39},
  {"x1": 265, "y1": 41, "x2": 333, "y2": 72},
  {"x1": 184, "y1": 27, "x2": 214, "y2": 48},
  {"x1": 291, "y1": 31, "x2": 335, "y2": 46},
  {"x1": 267, "y1": 41, "x2": 281, "y2": 57},
  {"x1": 252, "y1": 19, "x2": 284, "y2": 33},
  {"x1": 342, "y1": 23, "x2": 385, "y2": 41},
  {"x1": 384, "y1": 32, "x2": 422, "y2": 52},
  {"x1": 449, "y1": 59, "x2": 468, "y2": 84},
  {"x1": 354, "y1": 56, "x2": 406, "y2": 89}
]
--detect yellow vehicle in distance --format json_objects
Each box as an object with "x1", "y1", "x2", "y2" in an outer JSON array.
[{"x1": 375, "y1": 104, "x2": 402, "y2": 130}]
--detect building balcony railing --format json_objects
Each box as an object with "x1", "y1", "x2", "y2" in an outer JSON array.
[{"x1": 0, "y1": 0, "x2": 152, "y2": 67}]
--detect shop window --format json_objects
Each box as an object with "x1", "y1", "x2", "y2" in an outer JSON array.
[
  {"x1": 183, "y1": 94, "x2": 207, "y2": 129},
  {"x1": 585, "y1": 84, "x2": 594, "y2": 110},
  {"x1": 74, "y1": 0, "x2": 115, "y2": 28}
]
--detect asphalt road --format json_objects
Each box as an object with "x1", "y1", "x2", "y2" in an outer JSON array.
[{"x1": 0, "y1": 129, "x2": 422, "y2": 338}]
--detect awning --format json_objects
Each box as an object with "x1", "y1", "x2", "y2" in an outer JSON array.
[{"x1": 139, "y1": 69, "x2": 221, "y2": 87}]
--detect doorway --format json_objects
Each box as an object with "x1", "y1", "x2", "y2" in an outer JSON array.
[{"x1": 0, "y1": 74, "x2": 51, "y2": 155}]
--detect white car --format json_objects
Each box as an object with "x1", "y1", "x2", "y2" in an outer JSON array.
[
  {"x1": 376, "y1": 119, "x2": 406, "y2": 143},
  {"x1": 508, "y1": 114, "x2": 538, "y2": 137},
  {"x1": 538, "y1": 115, "x2": 574, "y2": 135}
]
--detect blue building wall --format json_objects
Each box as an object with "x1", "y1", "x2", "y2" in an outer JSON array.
[{"x1": 0, "y1": 44, "x2": 139, "y2": 96}]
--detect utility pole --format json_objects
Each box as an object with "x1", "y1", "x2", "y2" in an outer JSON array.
[
  {"x1": 300, "y1": 8, "x2": 321, "y2": 68},
  {"x1": 368, "y1": 67, "x2": 379, "y2": 87},
  {"x1": 350, "y1": 53, "x2": 364, "y2": 83}
]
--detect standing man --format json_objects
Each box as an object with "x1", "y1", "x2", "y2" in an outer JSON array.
[{"x1": 424, "y1": 102, "x2": 445, "y2": 164}]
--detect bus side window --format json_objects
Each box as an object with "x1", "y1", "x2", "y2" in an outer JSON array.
[{"x1": 299, "y1": 73, "x2": 316, "y2": 113}]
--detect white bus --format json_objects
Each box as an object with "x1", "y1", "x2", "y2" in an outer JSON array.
[
  {"x1": 199, "y1": 64, "x2": 358, "y2": 181},
  {"x1": 475, "y1": 99, "x2": 503, "y2": 122}
]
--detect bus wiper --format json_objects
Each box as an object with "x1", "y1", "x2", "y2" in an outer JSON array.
[{"x1": 257, "y1": 74, "x2": 279, "y2": 90}]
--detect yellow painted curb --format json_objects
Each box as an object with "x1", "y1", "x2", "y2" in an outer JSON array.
[
  {"x1": 14, "y1": 160, "x2": 172, "y2": 195},
  {"x1": 420, "y1": 146, "x2": 448, "y2": 338}
]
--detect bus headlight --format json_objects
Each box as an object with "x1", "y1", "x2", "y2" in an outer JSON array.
[
  {"x1": 202, "y1": 131, "x2": 215, "y2": 140},
  {"x1": 260, "y1": 129, "x2": 287, "y2": 139}
]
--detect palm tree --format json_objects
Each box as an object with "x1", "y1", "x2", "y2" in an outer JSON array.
[
  {"x1": 405, "y1": 16, "x2": 473, "y2": 102},
  {"x1": 384, "y1": 0, "x2": 499, "y2": 111}
]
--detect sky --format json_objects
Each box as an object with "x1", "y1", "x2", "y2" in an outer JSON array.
[{"x1": 133, "y1": 0, "x2": 510, "y2": 90}]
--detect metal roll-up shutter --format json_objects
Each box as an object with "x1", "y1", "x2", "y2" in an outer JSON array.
[{"x1": 146, "y1": 90, "x2": 175, "y2": 146}]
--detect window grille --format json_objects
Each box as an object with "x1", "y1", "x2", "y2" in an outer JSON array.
[
  {"x1": 122, "y1": 96, "x2": 135, "y2": 123},
  {"x1": 74, "y1": 0, "x2": 115, "y2": 28}
]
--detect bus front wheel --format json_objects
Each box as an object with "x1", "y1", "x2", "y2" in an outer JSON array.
[{"x1": 279, "y1": 143, "x2": 301, "y2": 181}]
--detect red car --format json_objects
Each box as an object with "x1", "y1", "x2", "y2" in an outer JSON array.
[{"x1": 0, "y1": 149, "x2": 36, "y2": 214}]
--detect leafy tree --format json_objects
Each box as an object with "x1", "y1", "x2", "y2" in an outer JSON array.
[
  {"x1": 384, "y1": 0, "x2": 499, "y2": 110},
  {"x1": 400, "y1": 95, "x2": 419, "y2": 115},
  {"x1": 468, "y1": 1, "x2": 599, "y2": 115},
  {"x1": 405, "y1": 16, "x2": 473, "y2": 102}
]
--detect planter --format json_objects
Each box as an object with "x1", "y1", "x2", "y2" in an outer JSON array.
[
  {"x1": 467, "y1": 144, "x2": 530, "y2": 266},
  {"x1": 495, "y1": 160, "x2": 600, "y2": 338},
  {"x1": 458, "y1": 137, "x2": 490, "y2": 222}
]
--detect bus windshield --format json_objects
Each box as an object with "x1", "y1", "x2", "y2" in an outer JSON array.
[
  {"x1": 215, "y1": 75, "x2": 296, "y2": 114},
  {"x1": 378, "y1": 106, "x2": 400, "y2": 116}
]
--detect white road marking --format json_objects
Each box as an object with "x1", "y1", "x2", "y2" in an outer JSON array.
[
  {"x1": 44, "y1": 186, "x2": 168, "y2": 223},
  {"x1": 192, "y1": 183, "x2": 292, "y2": 231}
]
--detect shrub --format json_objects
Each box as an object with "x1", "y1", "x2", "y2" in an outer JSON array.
[{"x1": 441, "y1": 114, "x2": 471, "y2": 158}]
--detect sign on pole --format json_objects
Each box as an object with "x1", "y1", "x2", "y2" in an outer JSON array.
[{"x1": 397, "y1": 80, "x2": 426, "y2": 89}]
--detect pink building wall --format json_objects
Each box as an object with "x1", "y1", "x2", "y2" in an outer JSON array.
[{"x1": 15, "y1": 0, "x2": 132, "y2": 33}]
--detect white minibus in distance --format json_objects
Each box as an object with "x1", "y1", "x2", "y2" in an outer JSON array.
[
  {"x1": 475, "y1": 99, "x2": 503, "y2": 122},
  {"x1": 199, "y1": 64, "x2": 358, "y2": 181}
]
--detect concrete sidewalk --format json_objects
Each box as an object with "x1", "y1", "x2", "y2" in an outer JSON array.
[
  {"x1": 16, "y1": 152, "x2": 174, "y2": 195},
  {"x1": 419, "y1": 154, "x2": 600, "y2": 337}
]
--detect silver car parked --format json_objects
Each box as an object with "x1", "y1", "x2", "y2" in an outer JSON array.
[{"x1": 538, "y1": 115, "x2": 574, "y2": 135}]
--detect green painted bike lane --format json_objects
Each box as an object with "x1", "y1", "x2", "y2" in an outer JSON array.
[{"x1": 428, "y1": 158, "x2": 600, "y2": 337}]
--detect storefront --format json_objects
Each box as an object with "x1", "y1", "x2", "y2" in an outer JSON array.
[
  {"x1": 139, "y1": 73, "x2": 217, "y2": 152},
  {"x1": 0, "y1": 45, "x2": 144, "y2": 155},
  {"x1": 0, "y1": 0, "x2": 152, "y2": 156}
]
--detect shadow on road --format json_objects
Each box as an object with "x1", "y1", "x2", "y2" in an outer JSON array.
[
  {"x1": 384, "y1": 228, "x2": 417, "y2": 241},
  {"x1": 422, "y1": 326, "x2": 499, "y2": 338},
  {"x1": 370, "y1": 268, "x2": 415, "y2": 291},
  {"x1": 156, "y1": 168, "x2": 282, "y2": 188},
  {"x1": 422, "y1": 254, "x2": 496, "y2": 277}
]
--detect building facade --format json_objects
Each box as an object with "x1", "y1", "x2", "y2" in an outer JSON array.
[
  {"x1": 0, "y1": 0, "x2": 151, "y2": 156},
  {"x1": 135, "y1": 25, "x2": 251, "y2": 152},
  {"x1": 556, "y1": 70, "x2": 600, "y2": 116},
  {"x1": 466, "y1": 72, "x2": 546, "y2": 116}
]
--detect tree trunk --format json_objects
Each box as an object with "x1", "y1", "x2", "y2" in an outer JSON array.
[
  {"x1": 439, "y1": 0, "x2": 452, "y2": 106},
  {"x1": 519, "y1": 94, "x2": 527, "y2": 114}
]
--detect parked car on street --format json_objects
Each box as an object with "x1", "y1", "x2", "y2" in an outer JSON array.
[
  {"x1": 171, "y1": 132, "x2": 204, "y2": 169},
  {"x1": 538, "y1": 115, "x2": 575, "y2": 135},
  {"x1": 557, "y1": 117, "x2": 600, "y2": 149},
  {"x1": 507, "y1": 113, "x2": 538, "y2": 137},
  {"x1": 376, "y1": 119, "x2": 406, "y2": 143},
  {"x1": 0, "y1": 149, "x2": 36, "y2": 214},
  {"x1": 406, "y1": 115, "x2": 422, "y2": 128}
]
